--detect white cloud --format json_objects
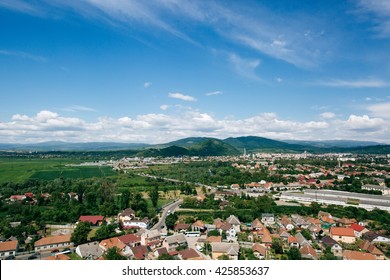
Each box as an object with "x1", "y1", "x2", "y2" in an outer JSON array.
[
  {"x1": 357, "y1": 0, "x2": 390, "y2": 37},
  {"x1": 316, "y1": 78, "x2": 389, "y2": 88},
  {"x1": 144, "y1": 82, "x2": 152, "y2": 88},
  {"x1": 344, "y1": 115, "x2": 385, "y2": 131},
  {"x1": 367, "y1": 102, "x2": 390, "y2": 118},
  {"x1": 205, "y1": 91, "x2": 223, "y2": 96},
  {"x1": 168, "y1": 92, "x2": 197, "y2": 102},
  {"x1": 1, "y1": 110, "x2": 389, "y2": 144},
  {"x1": 320, "y1": 112, "x2": 336, "y2": 119},
  {"x1": 160, "y1": 105, "x2": 170, "y2": 111},
  {"x1": 0, "y1": 49, "x2": 47, "y2": 63},
  {"x1": 62, "y1": 105, "x2": 96, "y2": 112},
  {"x1": 228, "y1": 53, "x2": 260, "y2": 80}
]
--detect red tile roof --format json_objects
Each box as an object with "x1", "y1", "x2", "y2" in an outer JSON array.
[
  {"x1": 118, "y1": 234, "x2": 141, "y2": 245},
  {"x1": 179, "y1": 248, "x2": 201, "y2": 260},
  {"x1": 330, "y1": 227, "x2": 355, "y2": 237},
  {"x1": 79, "y1": 215, "x2": 104, "y2": 225},
  {"x1": 343, "y1": 250, "x2": 376, "y2": 260},
  {"x1": 0, "y1": 240, "x2": 18, "y2": 252},
  {"x1": 350, "y1": 223, "x2": 365, "y2": 232},
  {"x1": 35, "y1": 235, "x2": 71, "y2": 247}
]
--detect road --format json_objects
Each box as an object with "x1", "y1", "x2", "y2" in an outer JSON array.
[{"x1": 151, "y1": 199, "x2": 183, "y2": 231}]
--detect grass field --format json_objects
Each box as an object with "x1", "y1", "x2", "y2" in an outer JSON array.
[{"x1": 0, "y1": 158, "x2": 116, "y2": 183}]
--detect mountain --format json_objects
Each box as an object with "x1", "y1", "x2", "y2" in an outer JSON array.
[
  {"x1": 223, "y1": 136, "x2": 307, "y2": 153},
  {"x1": 138, "y1": 145, "x2": 189, "y2": 157},
  {"x1": 284, "y1": 140, "x2": 382, "y2": 148},
  {"x1": 188, "y1": 139, "x2": 239, "y2": 156}
]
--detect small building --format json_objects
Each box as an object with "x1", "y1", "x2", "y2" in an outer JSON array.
[
  {"x1": 362, "y1": 184, "x2": 390, "y2": 195},
  {"x1": 118, "y1": 208, "x2": 136, "y2": 223},
  {"x1": 321, "y1": 236, "x2": 343, "y2": 258},
  {"x1": 300, "y1": 244, "x2": 317, "y2": 260},
  {"x1": 122, "y1": 218, "x2": 149, "y2": 229},
  {"x1": 0, "y1": 240, "x2": 19, "y2": 259},
  {"x1": 330, "y1": 227, "x2": 356, "y2": 244},
  {"x1": 211, "y1": 242, "x2": 240, "y2": 260},
  {"x1": 174, "y1": 224, "x2": 191, "y2": 233},
  {"x1": 178, "y1": 248, "x2": 202, "y2": 260},
  {"x1": 349, "y1": 223, "x2": 369, "y2": 238},
  {"x1": 117, "y1": 234, "x2": 141, "y2": 247},
  {"x1": 163, "y1": 234, "x2": 188, "y2": 252},
  {"x1": 79, "y1": 215, "x2": 105, "y2": 226},
  {"x1": 280, "y1": 216, "x2": 294, "y2": 231},
  {"x1": 343, "y1": 250, "x2": 376, "y2": 260},
  {"x1": 75, "y1": 241, "x2": 104, "y2": 260},
  {"x1": 252, "y1": 243, "x2": 267, "y2": 259},
  {"x1": 34, "y1": 235, "x2": 73, "y2": 252},
  {"x1": 261, "y1": 213, "x2": 275, "y2": 226},
  {"x1": 363, "y1": 232, "x2": 390, "y2": 244},
  {"x1": 358, "y1": 240, "x2": 385, "y2": 260},
  {"x1": 99, "y1": 237, "x2": 133, "y2": 258}
]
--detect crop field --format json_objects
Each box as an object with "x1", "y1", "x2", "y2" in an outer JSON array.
[{"x1": 0, "y1": 158, "x2": 116, "y2": 183}]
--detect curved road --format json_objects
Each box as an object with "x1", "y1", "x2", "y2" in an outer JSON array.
[{"x1": 152, "y1": 199, "x2": 183, "y2": 230}]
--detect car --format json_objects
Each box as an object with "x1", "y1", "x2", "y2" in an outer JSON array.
[
  {"x1": 28, "y1": 254, "x2": 38, "y2": 260},
  {"x1": 5, "y1": 255, "x2": 15, "y2": 260}
]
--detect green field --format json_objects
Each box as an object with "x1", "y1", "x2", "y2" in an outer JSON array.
[{"x1": 0, "y1": 158, "x2": 116, "y2": 183}]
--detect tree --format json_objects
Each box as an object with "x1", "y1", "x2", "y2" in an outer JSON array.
[
  {"x1": 158, "y1": 254, "x2": 175, "y2": 260},
  {"x1": 207, "y1": 230, "x2": 220, "y2": 237},
  {"x1": 120, "y1": 189, "x2": 131, "y2": 209},
  {"x1": 165, "y1": 213, "x2": 178, "y2": 230},
  {"x1": 217, "y1": 254, "x2": 230, "y2": 260},
  {"x1": 94, "y1": 224, "x2": 113, "y2": 240},
  {"x1": 271, "y1": 238, "x2": 283, "y2": 255},
  {"x1": 287, "y1": 247, "x2": 301, "y2": 260},
  {"x1": 320, "y1": 246, "x2": 337, "y2": 260},
  {"x1": 149, "y1": 186, "x2": 159, "y2": 208},
  {"x1": 71, "y1": 222, "x2": 91, "y2": 245},
  {"x1": 104, "y1": 247, "x2": 127, "y2": 260}
]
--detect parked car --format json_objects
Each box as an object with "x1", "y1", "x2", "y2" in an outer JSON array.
[{"x1": 5, "y1": 255, "x2": 15, "y2": 260}]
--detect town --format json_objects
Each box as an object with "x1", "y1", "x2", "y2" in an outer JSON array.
[{"x1": 0, "y1": 150, "x2": 389, "y2": 261}]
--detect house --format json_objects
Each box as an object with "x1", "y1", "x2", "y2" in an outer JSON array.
[
  {"x1": 295, "y1": 232, "x2": 310, "y2": 247},
  {"x1": 192, "y1": 220, "x2": 205, "y2": 232},
  {"x1": 280, "y1": 216, "x2": 294, "y2": 231},
  {"x1": 130, "y1": 245, "x2": 149, "y2": 260},
  {"x1": 261, "y1": 233, "x2": 273, "y2": 247},
  {"x1": 291, "y1": 214, "x2": 310, "y2": 228},
  {"x1": 118, "y1": 208, "x2": 136, "y2": 223},
  {"x1": 251, "y1": 218, "x2": 264, "y2": 231},
  {"x1": 211, "y1": 242, "x2": 240, "y2": 260},
  {"x1": 75, "y1": 241, "x2": 104, "y2": 260},
  {"x1": 79, "y1": 215, "x2": 105, "y2": 226},
  {"x1": 137, "y1": 229, "x2": 161, "y2": 248},
  {"x1": 279, "y1": 229, "x2": 290, "y2": 241},
  {"x1": 261, "y1": 213, "x2": 275, "y2": 226},
  {"x1": 343, "y1": 250, "x2": 376, "y2": 260},
  {"x1": 219, "y1": 223, "x2": 237, "y2": 240},
  {"x1": 288, "y1": 236, "x2": 299, "y2": 248},
  {"x1": 206, "y1": 236, "x2": 222, "y2": 243},
  {"x1": 163, "y1": 234, "x2": 188, "y2": 252},
  {"x1": 35, "y1": 235, "x2": 73, "y2": 252},
  {"x1": 330, "y1": 227, "x2": 356, "y2": 244},
  {"x1": 154, "y1": 247, "x2": 169, "y2": 258},
  {"x1": 122, "y1": 218, "x2": 149, "y2": 229},
  {"x1": 337, "y1": 218, "x2": 357, "y2": 227},
  {"x1": 118, "y1": 234, "x2": 141, "y2": 247},
  {"x1": 226, "y1": 215, "x2": 241, "y2": 232},
  {"x1": 0, "y1": 240, "x2": 19, "y2": 259},
  {"x1": 321, "y1": 236, "x2": 342, "y2": 257},
  {"x1": 300, "y1": 244, "x2": 317, "y2": 260},
  {"x1": 214, "y1": 191, "x2": 234, "y2": 201},
  {"x1": 174, "y1": 224, "x2": 191, "y2": 233},
  {"x1": 99, "y1": 237, "x2": 133, "y2": 258},
  {"x1": 349, "y1": 223, "x2": 369, "y2": 238},
  {"x1": 252, "y1": 243, "x2": 267, "y2": 259},
  {"x1": 358, "y1": 240, "x2": 385, "y2": 260},
  {"x1": 363, "y1": 232, "x2": 390, "y2": 244},
  {"x1": 178, "y1": 248, "x2": 203, "y2": 260}
]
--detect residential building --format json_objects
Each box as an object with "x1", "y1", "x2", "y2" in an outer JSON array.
[
  {"x1": 261, "y1": 213, "x2": 275, "y2": 226},
  {"x1": 99, "y1": 237, "x2": 133, "y2": 258},
  {"x1": 163, "y1": 234, "x2": 188, "y2": 252},
  {"x1": 79, "y1": 216, "x2": 105, "y2": 226},
  {"x1": 252, "y1": 243, "x2": 267, "y2": 259},
  {"x1": 75, "y1": 241, "x2": 104, "y2": 260},
  {"x1": 349, "y1": 223, "x2": 369, "y2": 238},
  {"x1": 0, "y1": 240, "x2": 19, "y2": 259},
  {"x1": 300, "y1": 244, "x2": 317, "y2": 260},
  {"x1": 321, "y1": 236, "x2": 342, "y2": 258},
  {"x1": 330, "y1": 227, "x2": 356, "y2": 244},
  {"x1": 362, "y1": 184, "x2": 390, "y2": 195},
  {"x1": 211, "y1": 242, "x2": 240, "y2": 260},
  {"x1": 358, "y1": 240, "x2": 385, "y2": 260},
  {"x1": 35, "y1": 235, "x2": 73, "y2": 252},
  {"x1": 343, "y1": 250, "x2": 376, "y2": 260},
  {"x1": 178, "y1": 248, "x2": 202, "y2": 260}
]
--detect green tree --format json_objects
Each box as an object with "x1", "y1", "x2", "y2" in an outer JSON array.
[
  {"x1": 158, "y1": 254, "x2": 175, "y2": 260},
  {"x1": 320, "y1": 246, "x2": 338, "y2": 260},
  {"x1": 271, "y1": 238, "x2": 284, "y2": 255},
  {"x1": 120, "y1": 189, "x2": 131, "y2": 209},
  {"x1": 71, "y1": 222, "x2": 91, "y2": 245},
  {"x1": 104, "y1": 247, "x2": 127, "y2": 260},
  {"x1": 287, "y1": 247, "x2": 302, "y2": 260},
  {"x1": 207, "y1": 230, "x2": 220, "y2": 237},
  {"x1": 217, "y1": 254, "x2": 230, "y2": 260},
  {"x1": 149, "y1": 186, "x2": 159, "y2": 208}
]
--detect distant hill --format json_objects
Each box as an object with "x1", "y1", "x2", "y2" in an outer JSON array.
[
  {"x1": 223, "y1": 136, "x2": 307, "y2": 153},
  {"x1": 284, "y1": 140, "x2": 382, "y2": 148},
  {"x1": 188, "y1": 139, "x2": 239, "y2": 156}
]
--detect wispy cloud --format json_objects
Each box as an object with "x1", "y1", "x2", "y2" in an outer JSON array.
[
  {"x1": 144, "y1": 82, "x2": 152, "y2": 88},
  {"x1": 168, "y1": 92, "x2": 197, "y2": 102},
  {"x1": 62, "y1": 105, "x2": 96, "y2": 113},
  {"x1": 315, "y1": 78, "x2": 389, "y2": 88},
  {"x1": 228, "y1": 53, "x2": 261, "y2": 80},
  {"x1": 320, "y1": 112, "x2": 336, "y2": 119},
  {"x1": 205, "y1": 91, "x2": 223, "y2": 96},
  {"x1": 0, "y1": 49, "x2": 47, "y2": 63},
  {"x1": 160, "y1": 105, "x2": 170, "y2": 111},
  {"x1": 367, "y1": 102, "x2": 390, "y2": 118},
  {"x1": 356, "y1": 0, "x2": 390, "y2": 37}
]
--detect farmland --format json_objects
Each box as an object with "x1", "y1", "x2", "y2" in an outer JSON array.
[{"x1": 0, "y1": 158, "x2": 116, "y2": 183}]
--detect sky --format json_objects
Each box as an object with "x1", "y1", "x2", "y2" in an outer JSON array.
[{"x1": 1, "y1": 0, "x2": 390, "y2": 144}]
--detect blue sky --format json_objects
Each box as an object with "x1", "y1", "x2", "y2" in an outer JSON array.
[{"x1": 1, "y1": 0, "x2": 390, "y2": 144}]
